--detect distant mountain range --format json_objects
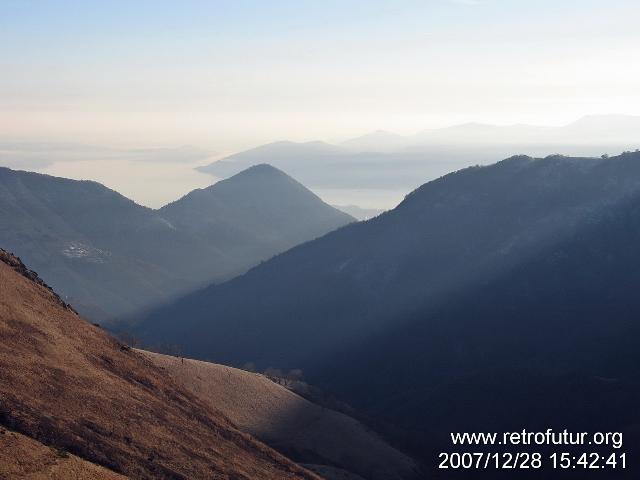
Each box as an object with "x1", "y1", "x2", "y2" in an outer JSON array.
[
  {"x1": 0, "y1": 164, "x2": 353, "y2": 322},
  {"x1": 197, "y1": 115, "x2": 640, "y2": 204},
  {"x1": 139, "y1": 151, "x2": 640, "y2": 474},
  {"x1": 341, "y1": 114, "x2": 640, "y2": 151}
]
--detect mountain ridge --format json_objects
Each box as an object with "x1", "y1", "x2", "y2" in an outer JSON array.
[
  {"x1": 135, "y1": 151, "x2": 640, "y2": 476},
  {"x1": 314, "y1": 188, "x2": 640, "y2": 472},
  {"x1": 136, "y1": 151, "x2": 640, "y2": 370},
  {"x1": 195, "y1": 116, "x2": 640, "y2": 198},
  {"x1": 158, "y1": 162, "x2": 354, "y2": 278},
  {"x1": 0, "y1": 164, "x2": 353, "y2": 323}
]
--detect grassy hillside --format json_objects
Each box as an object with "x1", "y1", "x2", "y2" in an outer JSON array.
[
  {"x1": 141, "y1": 351, "x2": 418, "y2": 480},
  {"x1": 0, "y1": 428, "x2": 127, "y2": 480},
  {"x1": 0, "y1": 248, "x2": 318, "y2": 480}
]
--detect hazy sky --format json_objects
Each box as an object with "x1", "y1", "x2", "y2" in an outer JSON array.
[
  {"x1": 2, "y1": 0, "x2": 639, "y2": 151},
  {"x1": 1, "y1": 0, "x2": 639, "y2": 209}
]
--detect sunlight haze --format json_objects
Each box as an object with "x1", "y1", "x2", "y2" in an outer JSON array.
[{"x1": 2, "y1": 0, "x2": 639, "y2": 206}]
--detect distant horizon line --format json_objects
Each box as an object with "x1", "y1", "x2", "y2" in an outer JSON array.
[{"x1": 3, "y1": 112, "x2": 640, "y2": 153}]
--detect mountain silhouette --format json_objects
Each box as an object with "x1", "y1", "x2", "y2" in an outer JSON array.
[
  {"x1": 137, "y1": 152, "x2": 640, "y2": 370},
  {"x1": 316, "y1": 189, "x2": 640, "y2": 474},
  {"x1": 137, "y1": 151, "x2": 640, "y2": 477},
  {"x1": 196, "y1": 115, "x2": 640, "y2": 197},
  {"x1": 0, "y1": 165, "x2": 352, "y2": 322},
  {"x1": 160, "y1": 164, "x2": 353, "y2": 270}
]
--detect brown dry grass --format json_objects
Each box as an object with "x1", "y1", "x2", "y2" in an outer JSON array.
[
  {"x1": 142, "y1": 351, "x2": 418, "y2": 480},
  {"x1": 0, "y1": 250, "x2": 320, "y2": 480},
  {"x1": 0, "y1": 427, "x2": 126, "y2": 479}
]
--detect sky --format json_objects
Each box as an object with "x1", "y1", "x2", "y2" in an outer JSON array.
[{"x1": 1, "y1": 0, "x2": 640, "y2": 206}]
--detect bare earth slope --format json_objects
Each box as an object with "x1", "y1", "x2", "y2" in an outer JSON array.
[
  {"x1": 0, "y1": 249, "x2": 318, "y2": 480},
  {"x1": 141, "y1": 351, "x2": 418, "y2": 480}
]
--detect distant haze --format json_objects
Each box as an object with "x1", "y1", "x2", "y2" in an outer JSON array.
[
  {"x1": 1, "y1": 1, "x2": 639, "y2": 207},
  {"x1": 2, "y1": 115, "x2": 640, "y2": 209}
]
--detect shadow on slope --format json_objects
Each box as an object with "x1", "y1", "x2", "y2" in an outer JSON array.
[
  {"x1": 136, "y1": 152, "x2": 640, "y2": 373},
  {"x1": 313, "y1": 191, "x2": 640, "y2": 478},
  {"x1": 140, "y1": 350, "x2": 420, "y2": 480}
]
